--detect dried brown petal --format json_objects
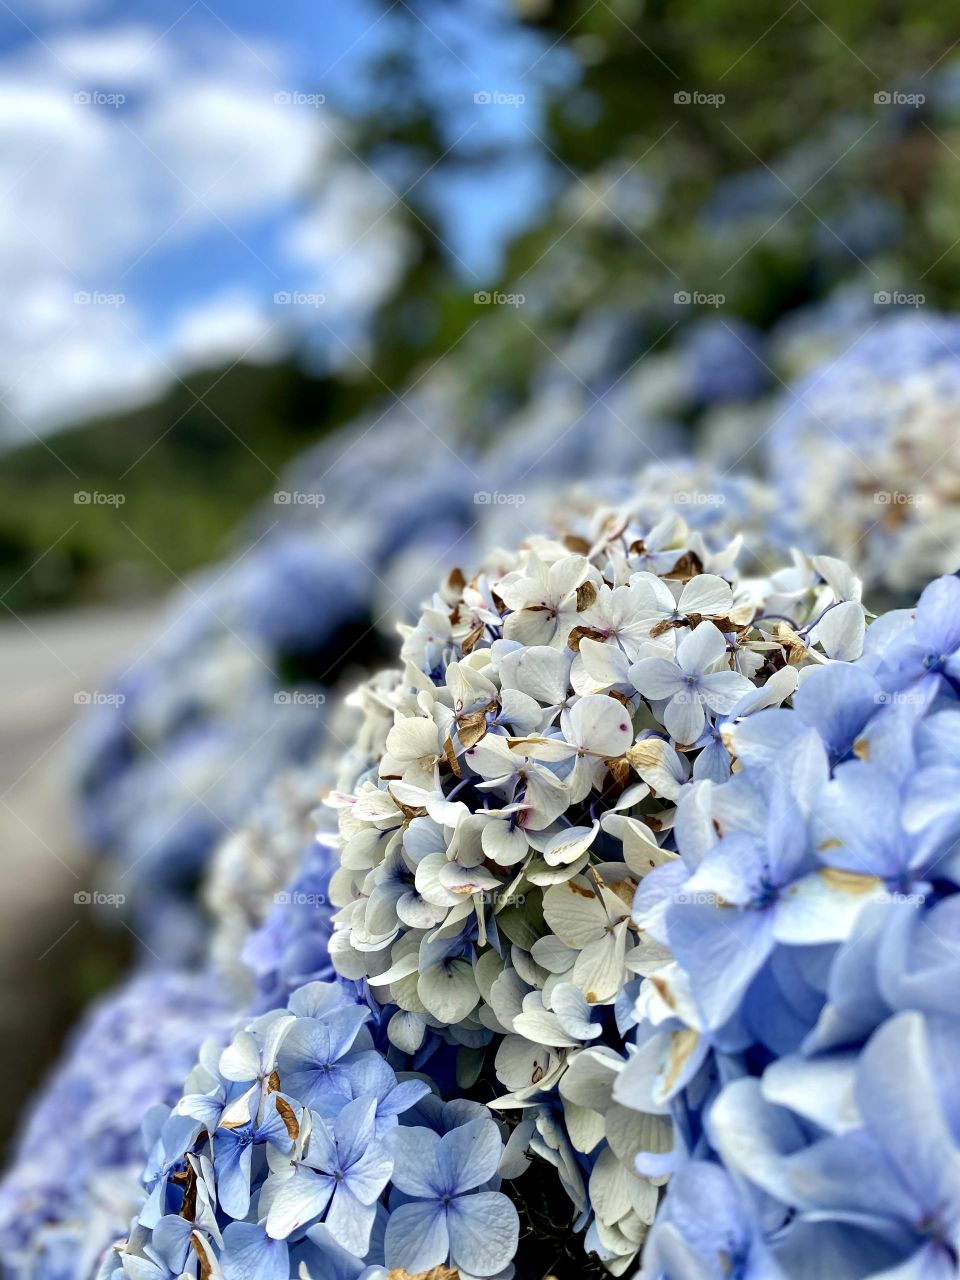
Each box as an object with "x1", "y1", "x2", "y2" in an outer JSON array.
[
  {"x1": 457, "y1": 700, "x2": 498, "y2": 750},
  {"x1": 443, "y1": 735, "x2": 463, "y2": 777},
  {"x1": 460, "y1": 622, "x2": 485, "y2": 654},
  {"x1": 567, "y1": 625, "x2": 608, "y2": 651},
  {"x1": 191, "y1": 1233, "x2": 214, "y2": 1280},
  {"x1": 606, "y1": 689, "x2": 633, "y2": 708},
  {"x1": 662, "y1": 551, "x2": 704, "y2": 581},
  {"x1": 563, "y1": 534, "x2": 592, "y2": 554},
  {"x1": 775, "y1": 622, "x2": 809, "y2": 666},
  {"x1": 649, "y1": 617, "x2": 687, "y2": 640},
  {"x1": 274, "y1": 1094, "x2": 300, "y2": 1142},
  {"x1": 576, "y1": 580, "x2": 598, "y2": 612},
  {"x1": 605, "y1": 755, "x2": 633, "y2": 793},
  {"x1": 174, "y1": 1165, "x2": 197, "y2": 1221},
  {"x1": 388, "y1": 789, "x2": 429, "y2": 823}
]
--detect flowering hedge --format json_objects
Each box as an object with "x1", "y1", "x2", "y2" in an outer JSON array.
[{"x1": 38, "y1": 471, "x2": 950, "y2": 1280}]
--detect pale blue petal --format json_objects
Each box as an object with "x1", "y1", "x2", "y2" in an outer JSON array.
[
  {"x1": 384, "y1": 1200, "x2": 449, "y2": 1273},
  {"x1": 326, "y1": 1183, "x2": 377, "y2": 1256},
  {"x1": 214, "y1": 1133, "x2": 253, "y2": 1219},
  {"x1": 630, "y1": 657, "x2": 687, "y2": 701},
  {"x1": 221, "y1": 1223, "x2": 289, "y2": 1280},
  {"x1": 667, "y1": 900, "x2": 776, "y2": 1029},
  {"x1": 387, "y1": 1125, "x2": 442, "y2": 1197},
  {"x1": 446, "y1": 1192, "x2": 520, "y2": 1277},
  {"x1": 437, "y1": 1118, "x2": 503, "y2": 1196}
]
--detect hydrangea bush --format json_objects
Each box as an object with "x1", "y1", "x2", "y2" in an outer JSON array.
[
  {"x1": 0, "y1": 971, "x2": 234, "y2": 1280},
  {"x1": 13, "y1": 461, "x2": 960, "y2": 1280},
  {"x1": 12, "y1": 478, "x2": 955, "y2": 1280}
]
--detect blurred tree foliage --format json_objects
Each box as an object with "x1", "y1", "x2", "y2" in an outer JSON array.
[{"x1": 4, "y1": 0, "x2": 960, "y2": 611}]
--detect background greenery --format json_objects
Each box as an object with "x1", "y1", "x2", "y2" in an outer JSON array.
[{"x1": 4, "y1": 0, "x2": 960, "y2": 610}]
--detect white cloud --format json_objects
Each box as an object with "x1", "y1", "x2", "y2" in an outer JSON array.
[
  {"x1": 0, "y1": 22, "x2": 409, "y2": 444},
  {"x1": 167, "y1": 291, "x2": 286, "y2": 371}
]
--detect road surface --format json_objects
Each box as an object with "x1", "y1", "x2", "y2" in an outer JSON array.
[{"x1": 0, "y1": 602, "x2": 159, "y2": 1152}]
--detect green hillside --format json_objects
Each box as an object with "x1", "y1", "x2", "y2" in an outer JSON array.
[{"x1": 0, "y1": 360, "x2": 347, "y2": 613}]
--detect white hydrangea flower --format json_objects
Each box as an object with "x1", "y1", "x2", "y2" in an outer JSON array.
[{"x1": 325, "y1": 495, "x2": 866, "y2": 1273}]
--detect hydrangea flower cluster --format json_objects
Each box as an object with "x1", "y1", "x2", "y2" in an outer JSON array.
[
  {"x1": 326, "y1": 504, "x2": 870, "y2": 1272},
  {"x1": 17, "y1": 501, "x2": 960, "y2": 1278},
  {"x1": 203, "y1": 763, "x2": 333, "y2": 1002},
  {"x1": 768, "y1": 313, "x2": 960, "y2": 598},
  {"x1": 618, "y1": 572, "x2": 960, "y2": 1277},
  {"x1": 238, "y1": 834, "x2": 339, "y2": 1015},
  {"x1": 98, "y1": 979, "x2": 521, "y2": 1279},
  {"x1": 0, "y1": 971, "x2": 234, "y2": 1280}
]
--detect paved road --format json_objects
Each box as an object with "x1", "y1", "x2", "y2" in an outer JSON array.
[{"x1": 0, "y1": 603, "x2": 159, "y2": 1151}]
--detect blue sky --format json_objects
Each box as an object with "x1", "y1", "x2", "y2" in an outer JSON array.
[{"x1": 0, "y1": 0, "x2": 574, "y2": 441}]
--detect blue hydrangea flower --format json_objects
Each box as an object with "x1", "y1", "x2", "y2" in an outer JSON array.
[
  {"x1": 384, "y1": 1117, "x2": 519, "y2": 1277},
  {"x1": 263, "y1": 1096, "x2": 392, "y2": 1254},
  {"x1": 622, "y1": 574, "x2": 960, "y2": 1278}
]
